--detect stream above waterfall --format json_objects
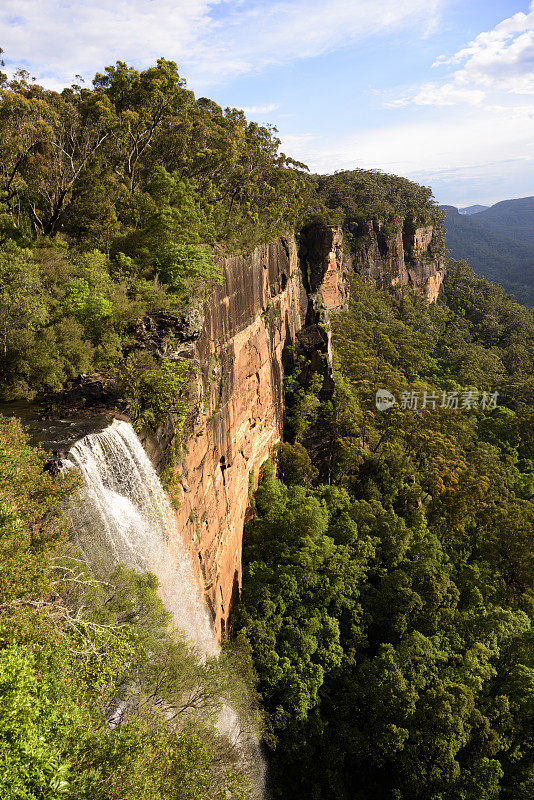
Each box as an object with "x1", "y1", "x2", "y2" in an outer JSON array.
[{"x1": 0, "y1": 400, "x2": 114, "y2": 454}]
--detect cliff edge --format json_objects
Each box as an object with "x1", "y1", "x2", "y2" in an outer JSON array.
[
  {"x1": 139, "y1": 218, "x2": 444, "y2": 639},
  {"x1": 352, "y1": 217, "x2": 446, "y2": 302}
]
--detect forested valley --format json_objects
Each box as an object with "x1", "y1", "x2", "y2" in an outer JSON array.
[
  {"x1": 1, "y1": 57, "x2": 534, "y2": 800},
  {"x1": 236, "y1": 263, "x2": 534, "y2": 799}
]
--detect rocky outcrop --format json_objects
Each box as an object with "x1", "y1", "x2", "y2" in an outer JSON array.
[
  {"x1": 140, "y1": 229, "x2": 350, "y2": 640},
  {"x1": 298, "y1": 224, "x2": 350, "y2": 395},
  {"x1": 353, "y1": 218, "x2": 446, "y2": 303},
  {"x1": 140, "y1": 220, "x2": 447, "y2": 639},
  {"x1": 141, "y1": 236, "x2": 301, "y2": 639},
  {"x1": 44, "y1": 219, "x2": 443, "y2": 641},
  {"x1": 299, "y1": 224, "x2": 350, "y2": 311},
  {"x1": 130, "y1": 310, "x2": 204, "y2": 361}
]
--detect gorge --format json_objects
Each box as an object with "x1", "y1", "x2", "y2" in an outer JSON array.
[
  {"x1": 129, "y1": 218, "x2": 445, "y2": 640},
  {"x1": 3, "y1": 211, "x2": 445, "y2": 653},
  {"x1": 2, "y1": 50, "x2": 534, "y2": 800}
]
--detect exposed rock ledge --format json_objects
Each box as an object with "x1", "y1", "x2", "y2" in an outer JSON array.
[
  {"x1": 140, "y1": 220, "x2": 445, "y2": 640},
  {"x1": 352, "y1": 218, "x2": 446, "y2": 303},
  {"x1": 140, "y1": 228, "x2": 347, "y2": 639}
]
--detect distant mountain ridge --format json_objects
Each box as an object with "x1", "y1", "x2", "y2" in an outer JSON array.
[
  {"x1": 440, "y1": 196, "x2": 534, "y2": 306},
  {"x1": 459, "y1": 205, "x2": 489, "y2": 215},
  {"x1": 472, "y1": 196, "x2": 534, "y2": 248}
]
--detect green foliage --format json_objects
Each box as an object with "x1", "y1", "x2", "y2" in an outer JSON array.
[
  {"x1": 0, "y1": 245, "x2": 48, "y2": 399},
  {"x1": 0, "y1": 59, "x2": 310, "y2": 253},
  {"x1": 283, "y1": 346, "x2": 325, "y2": 442},
  {"x1": 157, "y1": 243, "x2": 220, "y2": 299},
  {"x1": 310, "y1": 169, "x2": 444, "y2": 253},
  {"x1": 112, "y1": 167, "x2": 221, "y2": 303},
  {"x1": 235, "y1": 268, "x2": 534, "y2": 800},
  {"x1": 113, "y1": 351, "x2": 194, "y2": 433},
  {"x1": 235, "y1": 464, "x2": 368, "y2": 731},
  {"x1": 276, "y1": 441, "x2": 317, "y2": 486},
  {"x1": 0, "y1": 56, "x2": 315, "y2": 405},
  {"x1": 0, "y1": 645, "x2": 75, "y2": 799},
  {"x1": 0, "y1": 414, "x2": 79, "y2": 604},
  {"x1": 0, "y1": 416, "x2": 257, "y2": 799}
]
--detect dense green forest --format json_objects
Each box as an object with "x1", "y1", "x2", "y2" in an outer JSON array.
[
  {"x1": 235, "y1": 265, "x2": 534, "y2": 799},
  {"x1": 1, "y1": 55, "x2": 533, "y2": 800},
  {"x1": 441, "y1": 205, "x2": 534, "y2": 306},
  {"x1": 314, "y1": 169, "x2": 442, "y2": 232},
  {"x1": 0, "y1": 57, "x2": 310, "y2": 410}
]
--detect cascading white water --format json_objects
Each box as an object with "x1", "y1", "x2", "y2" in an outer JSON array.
[
  {"x1": 65, "y1": 418, "x2": 265, "y2": 794},
  {"x1": 65, "y1": 418, "x2": 218, "y2": 657}
]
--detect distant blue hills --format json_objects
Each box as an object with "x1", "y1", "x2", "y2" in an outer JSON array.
[
  {"x1": 440, "y1": 197, "x2": 534, "y2": 306},
  {"x1": 459, "y1": 205, "x2": 489, "y2": 215}
]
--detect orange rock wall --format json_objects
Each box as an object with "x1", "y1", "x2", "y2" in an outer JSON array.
[
  {"x1": 299, "y1": 224, "x2": 350, "y2": 311},
  {"x1": 165, "y1": 236, "x2": 309, "y2": 639},
  {"x1": 354, "y1": 220, "x2": 446, "y2": 302},
  {"x1": 142, "y1": 221, "x2": 442, "y2": 640}
]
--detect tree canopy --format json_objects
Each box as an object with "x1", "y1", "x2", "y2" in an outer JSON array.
[
  {"x1": 235, "y1": 265, "x2": 534, "y2": 800},
  {"x1": 0, "y1": 58, "x2": 312, "y2": 410}
]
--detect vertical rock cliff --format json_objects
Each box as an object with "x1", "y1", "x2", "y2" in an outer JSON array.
[
  {"x1": 141, "y1": 230, "x2": 348, "y2": 639},
  {"x1": 299, "y1": 224, "x2": 350, "y2": 311},
  {"x1": 141, "y1": 220, "x2": 445, "y2": 639},
  {"x1": 351, "y1": 217, "x2": 446, "y2": 302},
  {"x1": 142, "y1": 237, "x2": 298, "y2": 639}
]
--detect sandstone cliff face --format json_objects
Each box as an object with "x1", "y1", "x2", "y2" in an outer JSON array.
[
  {"x1": 299, "y1": 224, "x2": 350, "y2": 312},
  {"x1": 141, "y1": 220, "x2": 444, "y2": 640},
  {"x1": 141, "y1": 230, "x2": 348, "y2": 640},
  {"x1": 353, "y1": 218, "x2": 446, "y2": 303},
  {"x1": 298, "y1": 224, "x2": 351, "y2": 394}
]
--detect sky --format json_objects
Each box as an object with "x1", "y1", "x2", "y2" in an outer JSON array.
[{"x1": 1, "y1": 0, "x2": 533, "y2": 207}]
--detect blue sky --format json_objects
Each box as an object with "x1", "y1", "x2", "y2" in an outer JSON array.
[{"x1": 2, "y1": 1, "x2": 533, "y2": 206}]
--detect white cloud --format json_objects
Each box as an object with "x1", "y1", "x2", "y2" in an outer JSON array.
[
  {"x1": 279, "y1": 103, "x2": 534, "y2": 191},
  {"x1": 188, "y1": 0, "x2": 445, "y2": 86},
  {"x1": 240, "y1": 103, "x2": 279, "y2": 114},
  {"x1": 387, "y1": 83, "x2": 486, "y2": 107},
  {"x1": 0, "y1": 0, "x2": 445, "y2": 89},
  {"x1": 394, "y1": 1, "x2": 534, "y2": 107},
  {"x1": 1, "y1": 0, "x2": 216, "y2": 88},
  {"x1": 358, "y1": 1, "x2": 534, "y2": 203}
]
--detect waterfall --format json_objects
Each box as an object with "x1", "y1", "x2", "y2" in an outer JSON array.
[
  {"x1": 65, "y1": 418, "x2": 218, "y2": 657},
  {"x1": 64, "y1": 418, "x2": 265, "y2": 794}
]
